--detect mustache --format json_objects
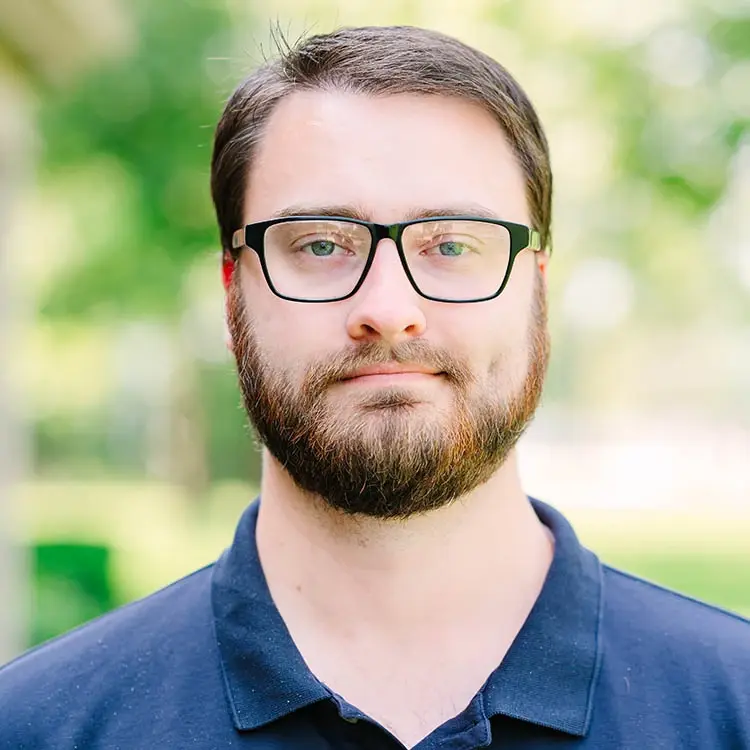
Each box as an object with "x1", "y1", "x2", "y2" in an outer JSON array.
[{"x1": 302, "y1": 339, "x2": 474, "y2": 396}]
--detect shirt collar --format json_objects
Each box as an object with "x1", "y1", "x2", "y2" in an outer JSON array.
[
  {"x1": 212, "y1": 498, "x2": 603, "y2": 736},
  {"x1": 211, "y1": 501, "x2": 330, "y2": 730},
  {"x1": 482, "y1": 499, "x2": 603, "y2": 736}
]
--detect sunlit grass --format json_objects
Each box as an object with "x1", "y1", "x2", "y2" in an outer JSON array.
[{"x1": 566, "y1": 507, "x2": 750, "y2": 617}]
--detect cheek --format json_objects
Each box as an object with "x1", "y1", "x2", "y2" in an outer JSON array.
[
  {"x1": 244, "y1": 293, "x2": 341, "y2": 378},
  {"x1": 448, "y1": 313, "x2": 534, "y2": 402},
  {"x1": 487, "y1": 327, "x2": 530, "y2": 386},
  {"x1": 440, "y1": 294, "x2": 531, "y2": 374}
]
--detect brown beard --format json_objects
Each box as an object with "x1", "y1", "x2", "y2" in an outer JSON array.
[{"x1": 227, "y1": 271, "x2": 550, "y2": 519}]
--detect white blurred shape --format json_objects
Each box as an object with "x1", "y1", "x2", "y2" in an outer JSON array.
[
  {"x1": 180, "y1": 255, "x2": 228, "y2": 364},
  {"x1": 113, "y1": 321, "x2": 174, "y2": 396},
  {"x1": 708, "y1": 139, "x2": 750, "y2": 289},
  {"x1": 562, "y1": 258, "x2": 635, "y2": 331},
  {"x1": 548, "y1": 0, "x2": 684, "y2": 45},
  {"x1": 550, "y1": 119, "x2": 614, "y2": 198},
  {"x1": 703, "y1": 0, "x2": 750, "y2": 16},
  {"x1": 732, "y1": 241, "x2": 750, "y2": 289},
  {"x1": 644, "y1": 27, "x2": 712, "y2": 88},
  {"x1": 519, "y1": 413, "x2": 750, "y2": 511}
]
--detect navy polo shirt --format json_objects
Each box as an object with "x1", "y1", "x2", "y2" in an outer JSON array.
[{"x1": 1, "y1": 498, "x2": 749, "y2": 749}]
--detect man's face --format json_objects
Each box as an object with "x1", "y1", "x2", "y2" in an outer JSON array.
[{"x1": 227, "y1": 90, "x2": 549, "y2": 519}]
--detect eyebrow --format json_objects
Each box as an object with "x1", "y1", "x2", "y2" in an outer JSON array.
[{"x1": 268, "y1": 203, "x2": 503, "y2": 222}]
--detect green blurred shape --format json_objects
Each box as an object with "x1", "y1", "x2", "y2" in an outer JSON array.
[
  {"x1": 603, "y1": 551, "x2": 750, "y2": 618},
  {"x1": 31, "y1": 542, "x2": 116, "y2": 646}
]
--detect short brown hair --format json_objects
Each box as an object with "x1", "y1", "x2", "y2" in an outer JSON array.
[{"x1": 211, "y1": 26, "x2": 553, "y2": 253}]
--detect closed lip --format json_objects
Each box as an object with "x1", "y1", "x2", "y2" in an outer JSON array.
[{"x1": 342, "y1": 364, "x2": 441, "y2": 380}]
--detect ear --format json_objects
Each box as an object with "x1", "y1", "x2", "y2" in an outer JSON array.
[
  {"x1": 222, "y1": 251, "x2": 235, "y2": 291},
  {"x1": 222, "y1": 251, "x2": 235, "y2": 353},
  {"x1": 536, "y1": 251, "x2": 550, "y2": 280}
]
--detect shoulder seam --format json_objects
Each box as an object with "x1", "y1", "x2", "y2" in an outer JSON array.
[{"x1": 603, "y1": 563, "x2": 750, "y2": 626}]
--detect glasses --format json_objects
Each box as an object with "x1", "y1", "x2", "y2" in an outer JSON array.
[{"x1": 230, "y1": 215, "x2": 542, "y2": 303}]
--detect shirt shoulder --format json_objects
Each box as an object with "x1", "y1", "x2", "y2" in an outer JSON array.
[
  {"x1": 0, "y1": 564, "x2": 223, "y2": 749},
  {"x1": 601, "y1": 562, "x2": 750, "y2": 703},
  {"x1": 603, "y1": 562, "x2": 750, "y2": 646}
]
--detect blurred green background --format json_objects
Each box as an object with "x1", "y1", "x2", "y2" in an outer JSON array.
[{"x1": 0, "y1": 0, "x2": 748, "y2": 661}]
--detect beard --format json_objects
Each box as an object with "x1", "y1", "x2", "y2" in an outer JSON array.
[{"x1": 227, "y1": 272, "x2": 550, "y2": 520}]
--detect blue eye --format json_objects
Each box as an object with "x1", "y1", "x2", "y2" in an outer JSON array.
[
  {"x1": 438, "y1": 241, "x2": 465, "y2": 257},
  {"x1": 305, "y1": 240, "x2": 337, "y2": 256}
]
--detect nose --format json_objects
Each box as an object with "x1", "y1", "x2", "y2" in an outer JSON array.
[{"x1": 345, "y1": 238, "x2": 427, "y2": 346}]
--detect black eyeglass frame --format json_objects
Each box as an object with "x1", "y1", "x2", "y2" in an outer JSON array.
[{"x1": 230, "y1": 215, "x2": 543, "y2": 304}]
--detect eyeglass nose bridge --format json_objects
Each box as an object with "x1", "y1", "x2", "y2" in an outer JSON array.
[
  {"x1": 364, "y1": 222, "x2": 412, "y2": 271},
  {"x1": 357, "y1": 222, "x2": 421, "y2": 297},
  {"x1": 368, "y1": 222, "x2": 402, "y2": 247}
]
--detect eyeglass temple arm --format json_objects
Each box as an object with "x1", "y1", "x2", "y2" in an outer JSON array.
[
  {"x1": 231, "y1": 228, "x2": 245, "y2": 251},
  {"x1": 528, "y1": 229, "x2": 542, "y2": 252}
]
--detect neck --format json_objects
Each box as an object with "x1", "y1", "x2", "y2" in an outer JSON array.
[{"x1": 255, "y1": 449, "x2": 554, "y2": 637}]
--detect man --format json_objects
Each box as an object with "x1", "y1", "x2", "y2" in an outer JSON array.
[{"x1": 1, "y1": 25, "x2": 748, "y2": 750}]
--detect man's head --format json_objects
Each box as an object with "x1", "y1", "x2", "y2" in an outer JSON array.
[{"x1": 211, "y1": 26, "x2": 553, "y2": 519}]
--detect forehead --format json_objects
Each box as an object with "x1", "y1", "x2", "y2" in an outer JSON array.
[{"x1": 243, "y1": 89, "x2": 529, "y2": 226}]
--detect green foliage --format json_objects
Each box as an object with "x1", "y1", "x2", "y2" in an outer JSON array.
[
  {"x1": 707, "y1": 16, "x2": 750, "y2": 59},
  {"x1": 31, "y1": 543, "x2": 116, "y2": 646},
  {"x1": 200, "y1": 363, "x2": 262, "y2": 485},
  {"x1": 38, "y1": 0, "x2": 232, "y2": 320}
]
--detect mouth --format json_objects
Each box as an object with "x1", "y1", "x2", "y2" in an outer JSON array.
[
  {"x1": 341, "y1": 365, "x2": 443, "y2": 384},
  {"x1": 342, "y1": 371, "x2": 441, "y2": 385},
  {"x1": 340, "y1": 366, "x2": 443, "y2": 390}
]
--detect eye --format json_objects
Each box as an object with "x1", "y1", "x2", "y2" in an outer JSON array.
[
  {"x1": 435, "y1": 241, "x2": 467, "y2": 257},
  {"x1": 303, "y1": 239, "x2": 341, "y2": 257},
  {"x1": 421, "y1": 237, "x2": 475, "y2": 258}
]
